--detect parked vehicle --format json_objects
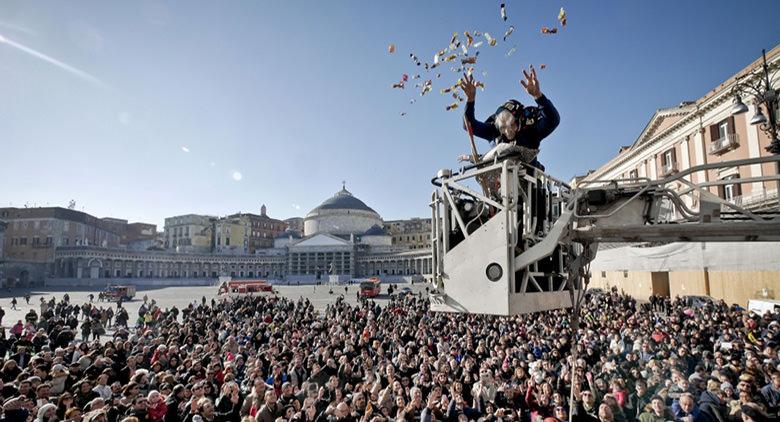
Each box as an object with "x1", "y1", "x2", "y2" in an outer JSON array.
[
  {"x1": 217, "y1": 279, "x2": 274, "y2": 300},
  {"x1": 359, "y1": 277, "x2": 382, "y2": 298},
  {"x1": 100, "y1": 285, "x2": 136, "y2": 301}
]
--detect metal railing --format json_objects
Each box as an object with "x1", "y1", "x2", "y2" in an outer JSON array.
[
  {"x1": 722, "y1": 187, "x2": 779, "y2": 211},
  {"x1": 710, "y1": 133, "x2": 740, "y2": 155}
]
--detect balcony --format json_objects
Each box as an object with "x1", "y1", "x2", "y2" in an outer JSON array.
[
  {"x1": 660, "y1": 161, "x2": 678, "y2": 176},
  {"x1": 721, "y1": 188, "x2": 779, "y2": 212},
  {"x1": 709, "y1": 133, "x2": 740, "y2": 155}
]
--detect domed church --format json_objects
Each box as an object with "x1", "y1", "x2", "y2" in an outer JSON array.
[{"x1": 304, "y1": 183, "x2": 384, "y2": 239}]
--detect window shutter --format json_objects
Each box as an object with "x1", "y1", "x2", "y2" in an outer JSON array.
[
  {"x1": 728, "y1": 116, "x2": 736, "y2": 135},
  {"x1": 717, "y1": 184, "x2": 725, "y2": 199},
  {"x1": 734, "y1": 176, "x2": 742, "y2": 197},
  {"x1": 710, "y1": 124, "x2": 719, "y2": 142},
  {"x1": 671, "y1": 147, "x2": 677, "y2": 165}
]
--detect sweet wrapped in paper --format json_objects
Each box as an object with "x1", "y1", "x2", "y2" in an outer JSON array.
[
  {"x1": 541, "y1": 27, "x2": 558, "y2": 34},
  {"x1": 558, "y1": 7, "x2": 567, "y2": 27},
  {"x1": 503, "y1": 25, "x2": 514, "y2": 41},
  {"x1": 446, "y1": 102, "x2": 460, "y2": 111},
  {"x1": 388, "y1": 44, "x2": 396, "y2": 54},
  {"x1": 484, "y1": 33, "x2": 497, "y2": 46},
  {"x1": 500, "y1": 3, "x2": 507, "y2": 21},
  {"x1": 461, "y1": 56, "x2": 477, "y2": 65},
  {"x1": 464, "y1": 31, "x2": 474, "y2": 47}
]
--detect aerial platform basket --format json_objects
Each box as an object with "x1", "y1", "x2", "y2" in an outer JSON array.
[{"x1": 430, "y1": 148, "x2": 780, "y2": 316}]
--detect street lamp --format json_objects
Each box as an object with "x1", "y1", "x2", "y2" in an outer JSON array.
[{"x1": 730, "y1": 49, "x2": 780, "y2": 154}]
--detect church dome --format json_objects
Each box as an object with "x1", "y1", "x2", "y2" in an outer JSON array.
[
  {"x1": 304, "y1": 184, "x2": 383, "y2": 238},
  {"x1": 311, "y1": 187, "x2": 377, "y2": 214}
]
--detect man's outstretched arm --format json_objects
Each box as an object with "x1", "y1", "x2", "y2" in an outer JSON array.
[
  {"x1": 465, "y1": 100, "x2": 500, "y2": 141},
  {"x1": 461, "y1": 73, "x2": 499, "y2": 142},
  {"x1": 521, "y1": 65, "x2": 560, "y2": 140},
  {"x1": 533, "y1": 94, "x2": 560, "y2": 140}
]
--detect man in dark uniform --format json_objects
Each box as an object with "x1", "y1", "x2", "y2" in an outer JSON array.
[
  {"x1": 459, "y1": 65, "x2": 559, "y2": 170},
  {"x1": 460, "y1": 66, "x2": 560, "y2": 235}
]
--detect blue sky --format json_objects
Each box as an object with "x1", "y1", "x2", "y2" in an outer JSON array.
[{"x1": 1, "y1": 0, "x2": 778, "y2": 227}]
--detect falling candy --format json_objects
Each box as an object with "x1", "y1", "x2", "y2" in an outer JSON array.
[
  {"x1": 503, "y1": 25, "x2": 514, "y2": 41},
  {"x1": 473, "y1": 41, "x2": 483, "y2": 48},
  {"x1": 461, "y1": 44, "x2": 468, "y2": 55},
  {"x1": 464, "y1": 31, "x2": 474, "y2": 47},
  {"x1": 461, "y1": 56, "x2": 477, "y2": 65},
  {"x1": 392, "y1": 74, "x2": 409, "y2": 89},
  {"x1": 506, "y1": 46, "x2": 517, "y2": 57},
  {"x1": 445, "y1": 54, "x2": 458, "y2": 62},
  {"x1": 558, "y1": 7, "x2": 567, "y2": 27},
  {"x1": 500, "y1": 3, "x2": 507, "y2": 21},
  {"x1": 400, "y1": 112, "x2": 406, "y2": 116},
  {"x1": 410, "y1": 53, "x2": 421, "y2": 65},
  {"x1": 540, "y1": 64, "x2": 547, "y2": 70},
  {"x1": 420, "y1": 79, "x2": 433, "y2": 96},
  {"x1": 388, "y1": 44, "x2": 396, "y2": 54},
  {"x1": 484, "y1": 33, "x2": 497, "y2": 46},
  {"x1": 446, "y1": 102, "x2": 460, "y2": 111},
  {"x1": 541, "y1": 27, "x2": 558, "y2": 34}
]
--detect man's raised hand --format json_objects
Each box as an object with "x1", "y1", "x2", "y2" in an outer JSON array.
[
  {"x1": 520, "y1": 65, "x2": 542, "y2": 99},
  {"x1": 460, "y1": 73, "x2": 477, "y2": 102}
]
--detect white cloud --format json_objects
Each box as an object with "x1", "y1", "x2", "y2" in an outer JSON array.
[{"x1": 181, "y1": 146, "x2": 190, "y2": 153}]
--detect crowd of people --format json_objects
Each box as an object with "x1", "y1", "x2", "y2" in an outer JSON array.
[{"x1": 0, "y1": 287, "x2": 776, "y2": 422}]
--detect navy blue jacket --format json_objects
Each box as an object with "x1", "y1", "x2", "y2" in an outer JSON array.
[{"x1": 464, "y1": 95, "x2": 560, "y2": 168}]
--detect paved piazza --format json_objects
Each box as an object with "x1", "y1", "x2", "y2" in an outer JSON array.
[{"x1": 0, "y1": 283, "x2": 431, "y2": 328}]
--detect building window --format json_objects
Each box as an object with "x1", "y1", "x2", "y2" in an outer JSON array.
[
  {"x1": 721, "y1": 175, "x2": 741, "y2": 202},
  {"x1": 226, "y1": 238, "x2": 230, "y2": 246},
  {"x1": 629, "y1": 169, "x2": 638, "y2": 179},
  {"x1": 623, "y1": 270, "x2": 628, "y2": 278},
  {"x1": 45, "y1": 236, "x2": 52, "y2": 246},
  {"x1": 601, "y1": 271, "x2": 606, "y2": 278},
  {"x1": 718, "y1": 120, "x2": 729, "y2": 140},
  {"x1": 19, "y1": 237, "x2": 27, "y2": 246}
]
